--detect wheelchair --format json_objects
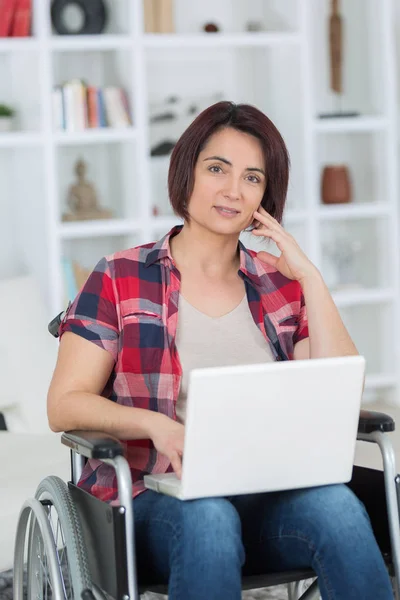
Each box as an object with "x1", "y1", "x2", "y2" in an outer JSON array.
[{"x1": 11, "y1": 313, "x2": 400, "y2": 600}]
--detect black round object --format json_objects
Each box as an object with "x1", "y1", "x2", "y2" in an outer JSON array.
[{"x1": 51, "y1": 0, "x2": 107, "y2": 35}]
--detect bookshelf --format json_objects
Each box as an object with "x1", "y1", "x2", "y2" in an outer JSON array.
[{"x1": 1, "y1": 0, "x2": 399, "y2": 406}]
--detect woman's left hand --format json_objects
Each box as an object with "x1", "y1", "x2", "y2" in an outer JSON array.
[{"x1": 251, "y1": 206, "x2": 318, "y2": 283}]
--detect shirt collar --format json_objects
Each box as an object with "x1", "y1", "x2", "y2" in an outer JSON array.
[{"x1": 145, "y1": 225, "x2": 263, "y2": 287}]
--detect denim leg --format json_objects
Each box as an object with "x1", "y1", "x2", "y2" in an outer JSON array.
[
  {"x1": 232, "y1": 484, "x2": 393, "y2": 600},
  {"x1": 133, "y1": 490, "x2": 245, "y2": 600}
]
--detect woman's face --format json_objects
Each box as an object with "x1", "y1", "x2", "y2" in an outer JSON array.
[{"x1": 187, "y1": 127, "x2": 267, "y2": 235}]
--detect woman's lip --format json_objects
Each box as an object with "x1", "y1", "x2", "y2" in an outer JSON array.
[
  {"x1": 214, "y1": 206, "x2": 241, "y2": 218},
  {"x1": 214, "y1": 206, "x2": 240, "y2": 214}
]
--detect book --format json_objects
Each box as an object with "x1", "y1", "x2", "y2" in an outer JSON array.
[
  {"x1": 0, "y1": 0, "x2": 17, "y2": 36},
  {"x1": 87, "y1": 86, "x2": 99, "y2": 128},
  {"x1": 10, "y1": 0, "x2": 31, "y2": 37},
  {"x1": 143, "y1": 0, "x2": 156, "y2": 33},
  {"x1": 97, "y1": 88, "x2": 107, "y2": 127},
  {"x1": 104, "y1": 87, "x2": 130, "y2": 128},
  {"x1": 156, "y1": 0, "x2": 174, "y2": 33}
]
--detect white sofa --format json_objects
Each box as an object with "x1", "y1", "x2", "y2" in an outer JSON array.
[{"x1": 0, "y1": 276, "x2": 70, "y2": 571}]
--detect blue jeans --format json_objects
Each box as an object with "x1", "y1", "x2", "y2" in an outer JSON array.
[{"x1": 133, "y1": 483, "x2": 393, "y2": 599}]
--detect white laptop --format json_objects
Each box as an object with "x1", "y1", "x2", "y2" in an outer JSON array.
[{"x1": 144, "y1": 355, "x2": 365, "y2": 500}]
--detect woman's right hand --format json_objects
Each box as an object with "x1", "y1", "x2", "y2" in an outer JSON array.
[{"x1": 148, "y1": 413, "x2": 185, "y2": 479}]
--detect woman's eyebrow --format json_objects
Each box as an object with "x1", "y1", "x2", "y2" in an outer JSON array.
[{"x1": 203, "y1": 155, "x2": 265, "y2": 176}]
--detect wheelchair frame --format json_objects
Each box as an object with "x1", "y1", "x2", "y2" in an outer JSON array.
[{"x1": 12, "y1": 409, "x2": 400, "y2": 600}]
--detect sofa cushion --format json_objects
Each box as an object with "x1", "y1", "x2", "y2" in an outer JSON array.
[
  {"x1": 0, "y1": 276, "x2": 58, "y2": 433},
  {"x1": 0, "y1": 432, "x2": 70, "y2": 571}
]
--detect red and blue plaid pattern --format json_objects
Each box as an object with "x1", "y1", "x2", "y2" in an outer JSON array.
[{"x1": 59, "y1": 226, "x2": 308, "y2": 502}]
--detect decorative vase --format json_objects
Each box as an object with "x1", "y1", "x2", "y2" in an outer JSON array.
[
  {"x1": 0, "y1": 116, "x2": 13, "y2": 132},
  {"x1": 321, "y1": 165, "x2": 352, "y2": 204}
]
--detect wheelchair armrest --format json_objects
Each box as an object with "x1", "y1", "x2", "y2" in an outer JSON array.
[
  {"x1": 358, "y1": 410, "x2": 395, "y2": 434},
  {"x1": 61, "y1": 430, "x2": 124, "y2": 459}
]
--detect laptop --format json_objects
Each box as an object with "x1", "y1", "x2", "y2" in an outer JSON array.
[{"x1": 144, "y1": 355, "x2": 366, "y2": 500}]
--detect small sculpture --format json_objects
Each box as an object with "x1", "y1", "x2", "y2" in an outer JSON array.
[
  {"x1": 62, "y1": 158, "x2": 112, "y2": 221},
  {"x1": 324, "y1": 232, "x2": 363, "y2": 290},
  {"x1": 321, "y1": 164, "x2": 352, "y2": 204},
  {"x1": 246, "y1": 21, "x2": 263, "y2": 32},
  {"x1": 319, "y1": 0, "x2": 359, "y2": 118},
  {"x1": 203, "y1": 23, "x2": 220, "y2": 33}
]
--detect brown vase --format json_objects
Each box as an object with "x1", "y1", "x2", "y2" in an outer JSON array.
[{"x1": 321, "y1": 165, "x2": 352, "y2": 204}]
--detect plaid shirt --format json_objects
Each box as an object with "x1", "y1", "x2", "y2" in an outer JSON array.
[{"x1": 59, "y1": 226, "x2": 308, "y2": 503}]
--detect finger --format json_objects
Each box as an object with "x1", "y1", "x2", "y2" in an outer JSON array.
[
  {"x1": 257, "y1": 206, "x2": 281, "y2": 226},
  {"x1": 254, "y1": 209, "x2": 281, "y2": 229},
  {"x1": 257, "y1": 251, "x2": 279, "y2": 268},
  {"x1": 170, "y1": 451, "x2": 182, "y2": 480},
  {"x1": 251, "y1": 227, "x2": 283, "y2": 242}
]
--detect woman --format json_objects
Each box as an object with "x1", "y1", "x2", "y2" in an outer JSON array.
[{"x1": 48, "y1": 101, "x2": 393, "y2": 599}]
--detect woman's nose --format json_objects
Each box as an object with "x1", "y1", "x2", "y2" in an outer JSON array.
[{"x1": 223, "y1": 176, "x2": 241, "y2": 201}]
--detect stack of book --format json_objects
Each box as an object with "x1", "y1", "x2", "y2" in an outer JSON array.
[
  {"x1": 144, "y1": 0, "x2": 175, "y2": 33},
  {"x1": 52, "y1": 79, "x2": 132, "y2": 131},
  {"x1": 0, "y1": 0, "x2": 31, "y2": 37}
]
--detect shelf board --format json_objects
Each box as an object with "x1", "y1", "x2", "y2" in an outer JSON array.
[
  {"x1": 50, "y1": 35, "x2": 132, "y2": 51},
  {"x1": 314, "y1": 116, "x2": 389, "y2": 134},
  {"x1": 54, "y1": 127, "x2": 137, "y2": 146},
  {"x1": 332, "y1": 288, "x2": 395, "y2": 307},
  {"x1": 318, "y1": 202, "x2": 390, "y2": 220},
  {"x1": 150, "y1": 216, "x2": 183, "y2": 230},
  {"x1": 0, "y1": 37, "x2": 39, "y2": 52},
  {"x1": 59, "y1": 219, "x2": 141, "y2": 239},
  {"x1": 0, "y1": 131, "x2": 43, "y2": 148},
  {"x1": 364, "y1": 374, "x2": 397, "y2": 390},
  {"x1": 143, "y1": 32, "x2": 301, "y2": 48}
]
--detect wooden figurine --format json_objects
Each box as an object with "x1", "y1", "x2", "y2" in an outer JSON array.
[
  {"x1": 62, "y1": 158, "x2": 112, "y2": 222},
  {"x1": 329, "y1": 0, "x2": 343, "y2": 94}
]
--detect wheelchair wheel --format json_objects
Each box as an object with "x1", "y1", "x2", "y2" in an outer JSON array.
[{"x1": 30, "y1": 475, "x2": 92, "y2": 599}]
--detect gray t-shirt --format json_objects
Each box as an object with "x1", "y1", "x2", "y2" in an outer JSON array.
[{"x1": 175, "y1": 294, "x2": 274, "y2": 424}]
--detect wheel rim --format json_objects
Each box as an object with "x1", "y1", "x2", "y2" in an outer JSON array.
[{"x1": 28, "y1": 501, "x2": 74, "y2": 599}]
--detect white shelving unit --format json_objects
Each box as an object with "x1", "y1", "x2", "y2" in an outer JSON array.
[{"x1": 1, "y1": 0, "x2": 399, "y2": 406}]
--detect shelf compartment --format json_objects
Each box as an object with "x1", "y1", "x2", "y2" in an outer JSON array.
[
  {"x1": 50, "y1": 0, "x2": 132, "y2": 36},
  {"x1": 339, "y1": 303, "x2": 396, "y2": 379},
  {"x1": 57, "y1": 140, "x2": 140, "y2": 223},
  {"x1": 320, "y1": 217, "x2": 392, "y2": 291},
  {"x1": 52, "y1": 48, "x2": 134, "y2": 131},
  {"x1": 310, "y1": 0, "x2": 385, "y2": 117},
  {"x1": 0, "y1": 146, "x2": 47, "y2": 294},
  {"x1": 61, "y1": 233, "x2": 141, "y2": 303},
  {"x1": 146, "y1": 0, "x2": 299, "y2": 35},
  {"x1": 316, "y1": 131, "x2": 390, "y2": 205},
  {"x1": 0, "y1": 49, "x2": 41, "y2": 131}
]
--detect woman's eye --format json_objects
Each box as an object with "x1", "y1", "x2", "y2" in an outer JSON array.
[
  {"x1": 209, "y1": 165, "x2": 223, "y2": 173},
  {"x1": 247, "y1": 174, "x2": 261, "y2": 184}
]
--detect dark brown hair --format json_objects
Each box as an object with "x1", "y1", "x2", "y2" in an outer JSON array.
[{"x1": 168, "y1": 101, "x2": 290, "y2": 224}]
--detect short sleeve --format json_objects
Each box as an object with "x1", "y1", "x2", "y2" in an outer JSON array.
[
  {"x1": 59, "y1": 257, "x2": 119, "y2": 362},
  {"x1": 293, "y1": 289, "x2": 309, "y2": 345}
]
